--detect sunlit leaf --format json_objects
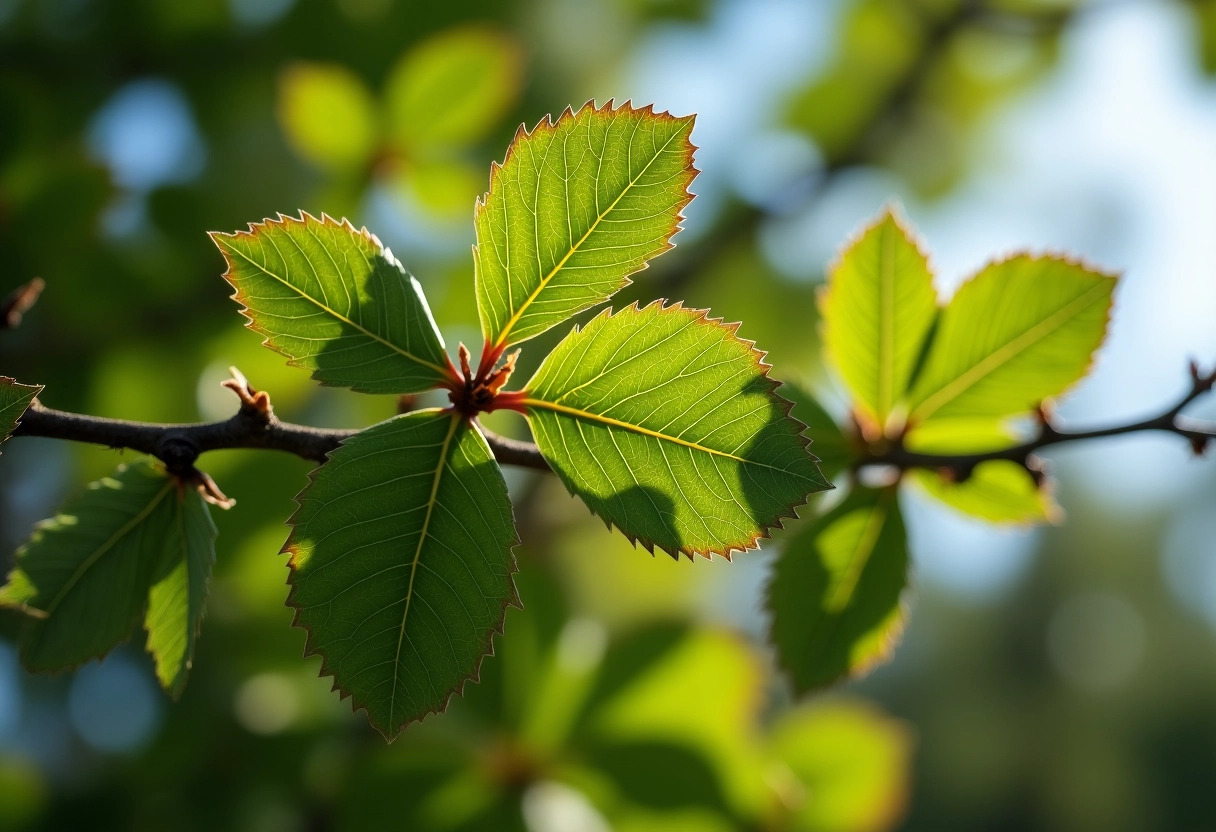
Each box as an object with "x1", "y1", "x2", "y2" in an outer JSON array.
[
  {"x1": 144, "y1": 484, "x2": 218, "y2": 698},
  {"x1": 385, "y1": 26, "x2": 523, "y2": 153},
  {"x1": 821, "y1": 208, "x2": 937, "y2": 434},
  {"x1": 768, "y1": 488, "x2": 907, "y2": 692},
  {"x1": 782, "y1": 382, "x2": 851, "y2": 481},
  {"x1": 0, "y1": 378, "x2": 41, "y2": 451},
  {"x1": 278, "y1": 63, "x2": 378, "y2": 171},
  {"x1": 522, "y1": 302, "x2": 829, "y2": 558},
  {"x1": 286, "y1": 410, "x2": 518, "y2": 739},
  {"x1": 0, "y1": 460, "x2": 216, "y2": 683},
  {"x1": 210, "y1": 212, "x2": 454, "y2": 394},
  {"x1": 475, "y1": 101, "x2": 697, "y2": 349},
  {"x1": 909, "y1": 462, "x2": 1056, "y2": 525},
  {"x1": 768, "y1": 699, "x2": 912, "y2": 832},
  {"x1": 907, "y1": 255, "x2": 1116, "y2": 423}
]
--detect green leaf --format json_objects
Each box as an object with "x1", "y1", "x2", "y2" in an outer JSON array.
[
  {"x1": 475, "y1": 101, "x2": 697, "y2": 349},
  {"x1": 144, "y1": 484, "x2": 218, "y2": 698},
  {"x1": 522, "y1": 302, "x2": 830, "y2": 558},
  {"x1": 210, "y1": 213, "x2": 454, "y2": 394},
  {"x1": 768, "y1": 488, "x2": 907, "y2": 693},
  {"x1": 384, "y1": 26, "x2": 523, "y2": 153},
  {"x1": 909, "y1": 462, "x2": 1056, "y2": 525},
  {"x1": 0, "y1": 378, "x2": 41, "y2": 451},
  {"x1": 286, "y1": 410, "x2": 518, "y2": 739},
  {"x1": 0, "y1": 460, "x2": 216, "y2": 687},
  {"x1": 820, "y1": 208, "x2": 937, "y2": 435},
  {"x1": 767, "y1": 699, "x2": 912, "y2": 832},
  {"x1": 278, "y1": 63, "x2": 379, "y2": 171},
  {"x1": 902, "y1": 417, "x2": 1016, "y2": 454},
  {"x1": 907, "y1": 255, "x2": 1116, "y2": 423},
  {"x1": 782, "y1": 382, "x2": 851, "y2": 481}
]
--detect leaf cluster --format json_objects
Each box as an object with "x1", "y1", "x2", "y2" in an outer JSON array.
[
  {"x1": 769, "y1": 207, "x2": 1117, "y2": 692},
  {"x1": 0, "y1": 102, "x2": 830, "y2": 739}
]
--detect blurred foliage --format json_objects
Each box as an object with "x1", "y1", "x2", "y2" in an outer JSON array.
[{"x1": 3, "y1": 0, "x2": 1216, "y2": 830}]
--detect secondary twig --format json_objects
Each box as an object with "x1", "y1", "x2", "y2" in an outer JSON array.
[
  {"x1": 2, "y1": 278, "x2": 45, "y2": 330},
  {"x1": 861, "y1": 362, "x2": 1216, "y2": 480}
]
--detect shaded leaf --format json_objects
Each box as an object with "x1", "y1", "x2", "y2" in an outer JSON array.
[
  {"x1": 144, "y1": 484, "x2": 218, "y2": 697},
  {"x1": 385, "y1": 26, "x2": 523, "y2": 153},
  {"x1": 0, "y1": 460, "x2": 216, "y2": 687},
  {"x1": 782, "y1": 382, "x2": 851, "y2": 481},
  {"x1": 475, "y1": 101, "x2": 697, "y2": 349},
  {"x1": 821, "y1": 208, "x2": 937, "y2": 434},
  {"x1": 768, "y1": 488, "x2": 907, "y2": 693},
  {"x1": 767, "y1": 699, "x2": 912, "y2": 832},
  {"x1": 211, "y1": 213, "x2": 454, "y2": 394},
  {"x1": 907, "y1": 254, "x2": 1116, "y2": 423},
  {"x1": 909, "y1": 462, "x2": 1056, "y2": 525},
  {"x1": 278, "y1": 63, "x2": 378, "y2": 171},
  {"x1": 0, "y1": 378, "x2": 41, "y2": 451},
  {"x1": 522, "y1": 302, "x2": 829, "y2": 558},
  {"x1": 286, "y1": 410, "x2": 518, "y2": 739}
]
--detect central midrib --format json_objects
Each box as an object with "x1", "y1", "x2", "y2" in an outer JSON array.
[
  {"x1": 911, "y1": 281, "x2": 1110, "y2": 422},
  {"x1": 222, "y1": 241, "x2": 450, "y2": 378},
  {"x1": 46, "y1": 478, "x2": 175, "y2": 616},
  {"x1": 490, "y1": 125, "x2": 685, "y2": 349},
  {"x1": 389, "y1": 413, "x2": 460, "y2": 722},
  {"x1": 523, "y1": 397, "x2": 804, "y2": 476}
]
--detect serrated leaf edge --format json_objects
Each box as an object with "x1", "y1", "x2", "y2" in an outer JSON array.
[
  {"x1": 208, "y1": 211, "x2": 454, "y2": 393},
  {"x1": 0, "y1": 377, "x2": 43, "y2": 447},
  {"x1": 908, "y1": 250, "x2": 1118, "y2": 424},
  {"x1": 280, "y1": 411, "x2": 521, "y2": 741},
  {"x1": 475, "y1": 99, "x2": 700, "y2": 349},
  {"x1": 764, "y1": 487, "x2": 912, "y2": 695},
  {"x1": 816, "y1": 204, "x2": 936, "y2": 436},
  {"x1": 523, "y1": 299, "x2": 830, "y2": 562}
]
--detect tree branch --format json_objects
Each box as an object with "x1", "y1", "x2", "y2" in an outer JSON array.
[
  {"x1": 860, "y1": 362, "x2": 1216, "y2": 480},
  {"x1": 11, "y1": 372, "x2": 551, "y2": 474}
]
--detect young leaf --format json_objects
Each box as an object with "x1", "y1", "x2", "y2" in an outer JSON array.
[
  {"x1": 907, "y1": 255, "x2": 1116, "y2": 423},
  {"x1": 768, "y1": 488, "x2": 908, "y2": 693},
  {"x1": 286, "y1": 411, "x2": 518, "y2": 739},
  {"x1": 144, "y1": 485, "x2": 218, "y2": 698},
  {"x1": 821, "y1": 208, "x2": 937, "y2": 434},
  {"x1": 384, "y1": 26, "x2": 523, "y2": 153},
  {"x1": 909, "y1": 462, "x2": 1057, "y2": 524},
  {"x1": 0, "y1": 378, "x2": 42, "y2": 451},
  {"x1": 0, "y1": 460, "x2": 216, "y2": 685},
  {"x1": 521, "y1": 302, "x2": 830, "y2": 558},
  {"x1": 211, "y1": 213, "x2": 454, "y2": 395},
  {"x1": 475, "y1": 101, "x2": 697, "y2": 349}
]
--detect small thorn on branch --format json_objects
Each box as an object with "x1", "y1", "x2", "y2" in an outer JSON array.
[
  {"x1": 221, "y1": 366, "x2": 272, "y2": 423},
  {"x1": 2, "y1": 277, "x2": 45, "y2": 330}
]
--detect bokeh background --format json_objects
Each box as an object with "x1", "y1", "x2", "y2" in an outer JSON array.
[{"x1": 3, "y1": 0, "x2": 1216, "y2": 829}]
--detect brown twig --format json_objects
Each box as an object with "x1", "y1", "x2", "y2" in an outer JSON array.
[
  {"x1": 11, "y1": 369, "x2": 551, "y2": 473},
  {"x1": 860, "y1": 362, "x2": 1216, "y2": 480},
  {"x1": 2, "y1": 278, "x2": 45, "y2": 330}
]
